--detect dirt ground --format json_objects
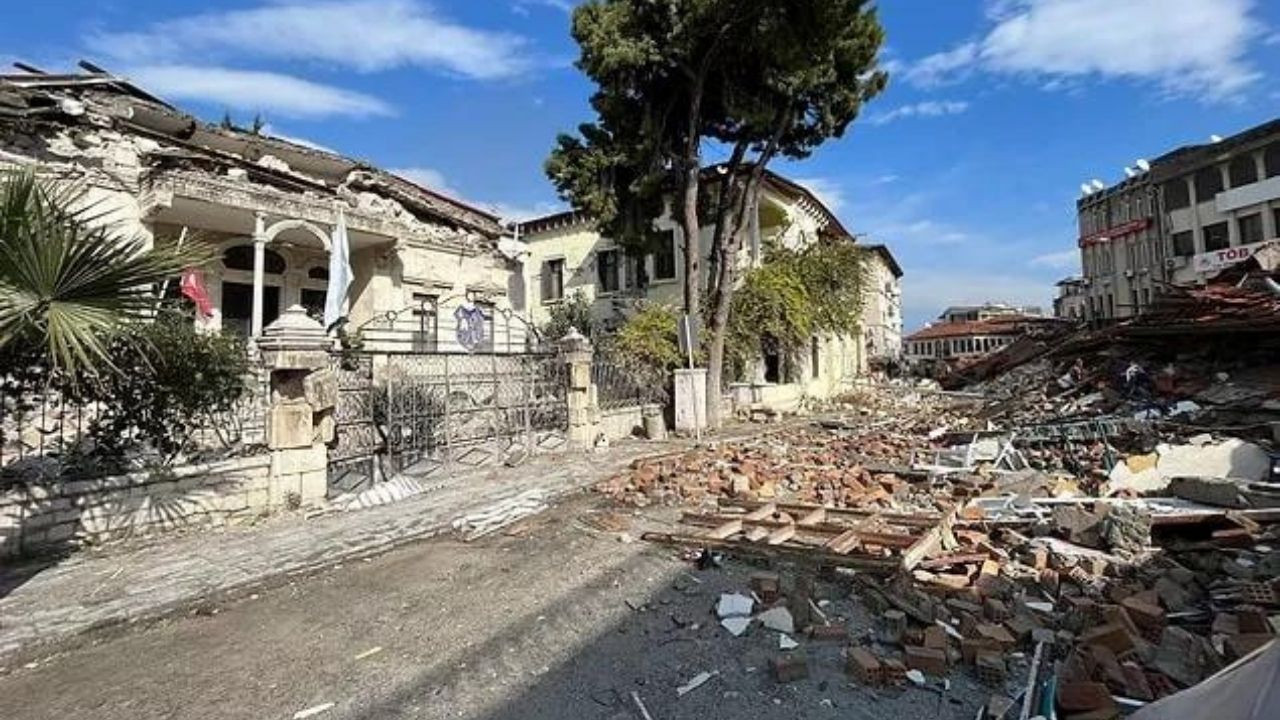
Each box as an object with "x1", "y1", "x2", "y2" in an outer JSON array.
[{"x1": 0, "y1": 491, "x2": 1012, "y2": 720}]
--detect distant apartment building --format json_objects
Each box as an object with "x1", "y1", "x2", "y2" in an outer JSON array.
[
  {"x1": 903, "y1": 305, "x2": 1050, "y2": 367},
  {"x1": 1053, "y1": 277, "x2": 1088, "y2": 320},
  {"x1": 936, "y1": 303, "x2": 1043, "y2": 324},
  {"x1": 1075, "y1": 117, "x2": 1280, "y2": 322}
]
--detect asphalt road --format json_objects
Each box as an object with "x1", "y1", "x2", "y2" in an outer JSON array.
[{"x1": 0, "y1": 493, "x2": 992, "y2": 720}]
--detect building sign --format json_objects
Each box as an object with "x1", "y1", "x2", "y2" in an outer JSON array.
[
  {"x1": 1192, "y1": 239, "x2": 1279, "y2": 275},
  {"x1": 1077, "y1": 218, "x2": 1151, "y2": 248}
]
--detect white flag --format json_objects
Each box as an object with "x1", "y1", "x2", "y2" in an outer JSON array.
[{"x1": 324, "y1": 209, "x2": 354, "y2": 330}]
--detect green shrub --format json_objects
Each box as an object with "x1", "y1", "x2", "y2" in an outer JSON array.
[
  {"x1": 602, "y1": 302, "x2": 684, "y2": 373},
  {"x1": 69, "y1": 310, "x2": 251, "y2": 462}
]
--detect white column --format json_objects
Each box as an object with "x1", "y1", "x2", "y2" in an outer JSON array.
[{"x1": 251, "y1": 212, "x2": 267, "y2": 337}]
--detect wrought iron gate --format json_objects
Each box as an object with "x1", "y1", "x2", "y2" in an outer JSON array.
[{"x1": 326, "y1": 352, "x2": 568, "y2": 495}]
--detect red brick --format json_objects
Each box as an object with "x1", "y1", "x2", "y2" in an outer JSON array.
[
  {"x1": 1120, "y1": 596, "x2": 1165, "y2": 632},
  {"x1": 975, "y1": 651, "x2": 1006, "y2": 685},
  {"x1": 1057, "y1": 682, "x2": 1118, "y2": 715},
  {"x1": 750, "y1": 572, "x2": 781, "y2": 604},
  {"x1": 1235, "y1": 608, "x2": 1272, "y2": 635},
  {"x1": 1225, "y1": 634, "x2": 1273, "y2": 661},
  {"x1": 1079, "y1": 623, "x2": 1136, "y2": 657},
  {"x1": 809, "y1": 624, "x2": 849, "y2": 642},
  {"x1": 922, "y1": 625, "x2": 948, "y2": 650},
  {"x1": 961, "y1": 637, "x2": 1002, "y2": 665},
  {"x1": 881, "y1": 659, "x2": 907, "y2": 686},
  {"x1": 846, "y1": 647, "x2": 882, "y2": 685},
  {"x1": 975, "y1": 623, "x2": 1017, "y2": 650},
  {"x1": 905, "y1": 645, "x2": 947, "y2": 675},
  {"x1": 1120, "y1": 662, "x2": 1153, "y2": 701},
  {"x1": 771, "y1": 652, "x2": 809, "y2": 683}
]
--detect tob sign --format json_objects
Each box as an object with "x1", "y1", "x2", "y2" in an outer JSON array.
[{"x1": 1192, "y1": 239, "x2": 1276, "y2": 274}]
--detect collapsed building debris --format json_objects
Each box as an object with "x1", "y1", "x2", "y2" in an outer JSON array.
[{"x1": 596, "y1": 280, "x2": 1280, "y2": 717}]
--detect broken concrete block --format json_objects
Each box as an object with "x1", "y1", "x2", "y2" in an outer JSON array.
[
  {"x1": 758, "y1": 606, "x2": 795, "y2": 634},
  {"x1": 749, "y1": 571, "x2": 781, "y2": 603},
  {"x1": 717, "y1": 593, "x2": 753, "y2": 619}
]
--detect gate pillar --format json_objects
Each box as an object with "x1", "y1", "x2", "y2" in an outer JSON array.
[
  {"x1": 559, "y1": 327, "x2": 598, "y2": 449},
  {"x1": 257, "y1": 306, "x2": 336, "y2": 508}
]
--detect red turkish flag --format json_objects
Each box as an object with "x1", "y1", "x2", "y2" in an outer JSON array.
[{"x1": 180, "y1": 267, "x2": 214, "y2": 318}]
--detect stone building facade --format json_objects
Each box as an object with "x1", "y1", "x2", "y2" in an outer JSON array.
[
  {"x1": 516, "y1": 171, "x2": 903, "y2": 410},
  {"x1": 0, "y1": 69, "x2": 528, "y2": 354}
]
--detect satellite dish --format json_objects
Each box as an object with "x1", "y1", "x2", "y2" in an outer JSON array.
[
  {"x1": 1124, "y1": 167, "x2": 1136, "y2": 178},
  {"x1": 1210, "y1": 134, "x2": 1223, "y2": 143},
  {"x1": 1135, "y1": 159, "x2": 1150, "y2": 172},
  {"x1": 1091, "y1": 179, "x2": 1105, "y2": 191},
  {"x1": 1080, "y1": 183, "x2": 1093, "y2": 196}
]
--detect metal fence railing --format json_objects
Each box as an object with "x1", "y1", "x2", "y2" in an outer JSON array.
[
  {"x1": 1, "y1": 373, "x2": 269, "y2": 483},
  {"x1": 591, "y1": 359, "x2": 669, "y2": 411}
]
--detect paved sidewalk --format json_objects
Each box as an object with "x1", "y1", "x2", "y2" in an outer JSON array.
[{"x1": 0, "y1": 438, "x2": 683, "y2": 662}]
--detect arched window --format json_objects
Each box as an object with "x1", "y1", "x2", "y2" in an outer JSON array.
[
  {"x1": 223, "y1": 245, "x2": 285, "y2": 274},
  {"x1": 1265, "y1": 142, "x2": 1280, "y2": 178},
  {"x1": 1193, "y1": 166, "x2": 1224, "y2": 201},
  {"x1": 1228, "y1": 155, "x2": 1257, "y2": 187},
  {"x1": 308, "y1": 266, "x2": 330, "y2": 281}
]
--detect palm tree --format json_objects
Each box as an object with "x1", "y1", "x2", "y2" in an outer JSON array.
[{"x1": 0, "y1": 169, "x2": 209, "y2": 375}]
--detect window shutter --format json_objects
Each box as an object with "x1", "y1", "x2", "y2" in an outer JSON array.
[{"x1": 540, "y1": 262, "x2": 552, "y2": 301}]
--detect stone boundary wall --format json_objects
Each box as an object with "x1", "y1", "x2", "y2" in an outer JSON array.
[
  {"x1": 0, "y1": 454, "x2": 275, "y2": 558},
  {"x1": 597, "y1": 404, "x2": 661, "y2": 442}
]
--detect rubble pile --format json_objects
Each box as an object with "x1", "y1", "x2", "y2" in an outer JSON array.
[{"x1": 601, "y1": 284, "x2": 1280, "y2": 717}]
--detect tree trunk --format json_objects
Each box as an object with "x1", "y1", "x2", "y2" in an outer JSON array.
[{"x1": 679, "y1": 160, "x2": 701, "y2": 322}]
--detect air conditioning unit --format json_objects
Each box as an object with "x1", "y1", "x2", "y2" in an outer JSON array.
[{"x1": 1124, "y1": 270, "x2": 1134, "y2": 278}]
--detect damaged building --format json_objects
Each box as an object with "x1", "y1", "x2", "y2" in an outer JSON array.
[
  {"x1": 516, "y1": 170, "x2": 904, "y2": 411},
  {"x1": 0, "y1": 66, "x2": 529, "y2": 353}
]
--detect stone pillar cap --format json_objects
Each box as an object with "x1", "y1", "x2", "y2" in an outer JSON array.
[{"x1": 258, "y1": 305, "x2": 330, "y2": 352}]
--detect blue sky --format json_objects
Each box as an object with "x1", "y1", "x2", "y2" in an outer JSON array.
[{"x1": 4, "y1": 0, "x2": 1278, "y2": 330}]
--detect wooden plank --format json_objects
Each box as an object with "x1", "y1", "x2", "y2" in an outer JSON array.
[
  {"x1": 766, "y1": 525, "x2": 796, "y2": 546},
  {"x1": 825, "y1": 529, "x2": 861, "y2": 555},
  {"x1": 706, "y1": 519, "x2": 742, "y2": 539},
  {"x1": 797, "y1": 507, "x2": 826, "y2": 526},
  {"x1": 721, "y1": 499, "x2": 941, "y2": 528},
  {"x1": 680, "y1": 513, "x2": 919, "y2": 548},
  {"x1": 917, "y1": 552, "x2": 989, "y2": 570},
  {"x1": 640, "y1": 532, "x2": 899, "y2": 573},
  {"x1": 743, "y1": 503, "x2": 778, "y2": 521},
  {"x1": 901, "y1": 508, "x2": 957, "y2": 572},
  {"x1": 744, "y1": 526, "x2": 770, "y2": 542}
]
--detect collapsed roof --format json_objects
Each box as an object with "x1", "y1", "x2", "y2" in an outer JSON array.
[{"x1": 0, "y1": 62, "x2": 505, "y2": 240}]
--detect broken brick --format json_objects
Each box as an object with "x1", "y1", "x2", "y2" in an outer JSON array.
[
  {"x1": 1080, "y1": 623, "x2": 1136, "y2": 657},
  {"x1": 846, "y1": 647, "x2": 882, "y2": 685},
  {"x1": 809, "y1": 624, "x2": 849, "y2": 642},
  {"x1": 975, "y1": 651, "x2": 1006, "y2": 685},
  {"x1": 750, "y1": 572, "x2": 781, "y2": 604},
  {"x1": 1056, "y1": 682, "x2": 1118, "y2": 716},
  {"x1": 771, "y1": 652, "x2": 809, "y2": 683},
  {"x1": 905, "y1": 645, "x2": 947, "y2": 675}
]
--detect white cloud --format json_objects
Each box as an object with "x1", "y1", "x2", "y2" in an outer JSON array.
[
  {"x1": 390, "y1": 167, "x2": 463, "y2": 199},
  {"x1": 793, "y1": 177, "x2": 847, "y2": 214},
  {"x1": 489, "y1": 201, "x2": 564, "y2": 224},
  {"x1": 1029, "y1": 248, "x2": 1079, "y2": 270},
  {"x1": 512, "y1": 0, "x2": 575, "y2": 15},
  {"x1": 873, "y1": 174, "x2": 900, "y2": 185},
  {"x1": 902, "y1": 43, "x2": 980, "y2": 88},
  {"x1": 867, "y1": 100, "x2": 970, "y2": 126},
  {"x1": 125, "y1": 66, "x2": 393, "y2": 119},
  {"x1": 901, "y1": 0, "x2": 1263, "y2": 100},
  {"x1": 91, "y1": 0, "x2": 533, "y2": 80},
  {"x1": 259, "y1": 123, "x2": 338, "y2": 153}
]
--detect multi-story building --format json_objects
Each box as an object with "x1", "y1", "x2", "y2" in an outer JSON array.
[
  {"x1": 936, "y1": 303, "x2": 1043, "y2": 324},
  {"x1": 1074, "y1": 117, "x2": 1280, "y2": 322},
  {"x1": 516, "y1": 170, "x2": 903, "y2": 409},
  {"x1": 902, "y1": 305, "x2": 1059, "y2": 370},
  {"x1": 1076, "y1": 171, "x2": 1164, "y2": 321},
  {"x1": 1152, "y1": 119, "x2": 1280, "y2": 286},
  {"x1": 858, "y1": 244, "x2": 904, "y2": 364},
  {"x1": 1053, "y1": 277, "x2": 1088, "y2": 320}
]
